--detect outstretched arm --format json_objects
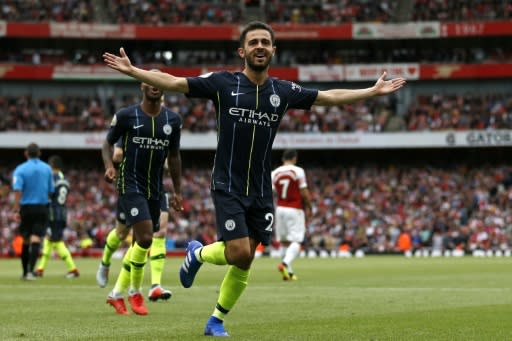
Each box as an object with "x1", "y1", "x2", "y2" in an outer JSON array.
[
  {"x1": 103, "y1": 47, "x2": 190, "y2": 93},
  {"x1": 314, "y1": 71, "x2": 406, "y2": 106}
]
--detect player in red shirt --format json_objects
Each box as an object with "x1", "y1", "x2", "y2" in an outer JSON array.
[{"x1": 271, "y1": 149, "x2": 312, "y2": 280}]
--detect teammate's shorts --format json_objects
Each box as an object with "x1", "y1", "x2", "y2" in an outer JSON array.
[
  {"x1": 19, "y1": 204, "x2": 49, "y2": 239},
  {"x1": 117, "y1": 192, "x2": 169, "y2": 224},
  {"x1": 47, "y1": 220, "x2": 66, "y2": 241},
  {"x1": 274, "y1": 206, "x2": 306, "y2": 243},
  {"x1": 211, "y1": 189, "x2": 274, "y2": 246},
  {"x1": 118, "y1": 192, "x2": 161, "y2": 232}
]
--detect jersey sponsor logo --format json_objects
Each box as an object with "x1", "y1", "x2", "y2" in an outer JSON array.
[
  {"x1": 163, "y1": 124, "x2": 172, "y2": 135},
  {"x1": 132, "y1": 136, "x2": 170, "y2": 150},
  {"x1": 231, "y1": 91, "x2": 245, "y2": 96},
  {"x1": 228, "y1": 107, "x2": 279, "y2": 127},
  {"x1": 133, "y1": 124, "x2": 144, "y2": 129},
  {"x1": 270, "y1": 94, "x2": 281, "y2": 107},
  {"x1": 225, "y1": 219, "x2": 236, "y2": 231},
  {"x1": 130, "y1": 207, "x2": 139, "y2": 217},
  {"x1": 199, "y1": 72, "x2": 213, "y2": 78}
]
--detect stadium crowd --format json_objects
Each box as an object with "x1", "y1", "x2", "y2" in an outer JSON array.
[
  {"x1": 1, "y1": 91, "x2": 512, "y2": 133},
  {"x1": 3, "y1": 46, "x2": 512, "y2": 67},
  {"x1": 413, "y1": 0, "x2": 512, "y2": 21},
  {"x1": 1, "y1": 163, "x2": 512, "y2": 257},
  {"x1": 1, "y1": 0, "x2": 510, "y2": 23}
]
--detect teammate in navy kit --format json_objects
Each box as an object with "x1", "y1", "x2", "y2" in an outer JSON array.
[
  {"x1": 34, "y1": 155, "x2": 80, "y2": 279},
  {"x1": 101, "y1": 70, "x2": 183, "y2": 316},
  {"x1": 103, "y1": 21, "x2": 405, "y2": 335},
  {"x1": 96, "y1": 136, "x2": 175, "y2": 303}
]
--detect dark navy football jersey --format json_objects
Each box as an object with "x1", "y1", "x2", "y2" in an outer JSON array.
[
  {"x1": 49, "y1": 171, "x2": 69, "y2": 222},
  {"x1": 187, "y1": 71, "x2": 318, "y2": 197},
  {"x1": 107, "y1": 104, "x2": 182, "y2": 200}
]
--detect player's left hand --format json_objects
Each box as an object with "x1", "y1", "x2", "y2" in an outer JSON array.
[
  {"x1": 170, "y1": 193, "x2": 183, "y2": 212},
  {"x1": 373, "y1": 71, "x2": 406, "y2": 95},
  {"x1": 104, "y1": 166, "x2": 116, "y2": 183}
]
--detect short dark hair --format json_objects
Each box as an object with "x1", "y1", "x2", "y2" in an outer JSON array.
[
  {"x1": 282, "y1": 149, "x2": 297, "y2": 161},
  {"x1": 239, "y1": 21, "x2": 275, "y2": 47},
  {"x1": 26, "y1": 143, "x2": 40, "y2": 158},
  {"x1": 48, "y1": 155, "x2": 63, "y2": 169}
]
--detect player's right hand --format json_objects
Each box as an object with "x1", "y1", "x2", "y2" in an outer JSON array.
[{"x1": 104, "y1": 166, "x2": 116, "y2": 183}]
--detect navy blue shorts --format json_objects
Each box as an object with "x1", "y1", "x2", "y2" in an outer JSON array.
[
  {"x1": 118, "y1": 192, "x2": 161, "y2": 232},
  {"x1": 117, "y1": 193, "x2": 169, "y2": 227},
  {"x1": 48, "y1": 220, "x2": 66, "y2": 241},
  {"x1": 211, "y1": 190, "x2": 274, "y2": 246}
]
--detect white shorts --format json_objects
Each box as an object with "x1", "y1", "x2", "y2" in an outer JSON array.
[{"x1": 274, "y1": 206, "x2": 305, "y2": 243}]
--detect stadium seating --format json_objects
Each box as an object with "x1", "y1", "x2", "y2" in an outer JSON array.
[{"x1": 1, "y1": 163, "x2": 511, "y2": 257}]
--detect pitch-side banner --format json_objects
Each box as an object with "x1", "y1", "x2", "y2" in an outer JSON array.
[
  {"x1": 2, "y1": 131, "x2": 512, "y2": 150},
  {"x1": 345, "y1": 64, "x2": 420, "y2": 81},
  {"x1": 2, "y1": 63, "x2": 512, "y2": 81},
  {"x1": 353, "y1": 22, "x2": 440, "y2": 39},
  {"x1": 3, "y1": 21, "x2": 512, "y2": 39},
  {"x1": 49, "y1": 23, "x2": 136, "y2": 38}
]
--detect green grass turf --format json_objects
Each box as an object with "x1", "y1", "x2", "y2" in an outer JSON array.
[{"x1": 1, "y1": 255, "x2": 511, "y2": 340}]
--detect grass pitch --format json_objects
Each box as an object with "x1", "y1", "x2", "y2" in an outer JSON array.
[{"x1": 1, "y1": 255, "x2": 511, "y2": 341}]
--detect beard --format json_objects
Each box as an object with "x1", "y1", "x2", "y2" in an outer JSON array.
[
  {"x1": 246, "y1": 54, "x2": 272, "y2": 72},
  {"x1": 145, "y1": 89, "x2": 163, "y2": 102}
]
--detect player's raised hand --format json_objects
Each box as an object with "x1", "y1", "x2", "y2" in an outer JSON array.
[
  {"x1": 373, "y1": 71, "x2": 406, "y2": 95},
  {"x1": 103, "y1": 47, "x2": 133, "y2": 74}
]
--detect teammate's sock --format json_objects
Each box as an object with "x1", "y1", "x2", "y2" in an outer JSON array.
[
  {"x1": 212, "y1": 265, "x2": 250, "y2": 320},
  {"x1": 129, "y1": 242, "x2": 149, "y2": 292},
  {"x1": 29, "y1": 242, "x2": 41, "y2": 273},
  {"x1": 283, "y1": 242, "x2": 301, "y2": 274},
  {"x1": 21, "y1": 243, "x2": 30, "y2": 276},
  {"x1": 149, "y1": 237, "x2": 166, "y2": 286},
  {"x1": 102, "y1": 229, "x2": 122, "y2": 266},
  {"x1": 196, "y1": 241, "x2": 227, "y2": 265},
  {"x1": 36, "y1": 238, "x2": 51, "y2": 271},
  {"x1": 55, "y1": 241, "x2": 77, "y2": 271},
  {"x1": 113, "y1": 246, "x2": 132, "y2": 295}
]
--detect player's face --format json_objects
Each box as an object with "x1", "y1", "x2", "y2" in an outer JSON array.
[
  {"x1": 141, "y1": 83, "x2": 163, "y2": 102},
  {"x1": 239, "y1": 29, "x2": 275, "y2": 72}
]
